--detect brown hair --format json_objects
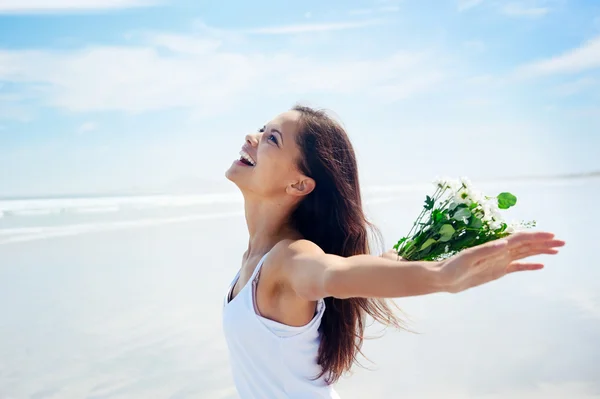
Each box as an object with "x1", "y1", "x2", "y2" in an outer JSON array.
[{"x1": 290, "y1": 105, "x2": 405, "y2": 384}]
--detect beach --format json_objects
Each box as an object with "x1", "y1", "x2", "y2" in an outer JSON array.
[{"x1": 1, "y1": 177, "x2": 598, "y2": 399}]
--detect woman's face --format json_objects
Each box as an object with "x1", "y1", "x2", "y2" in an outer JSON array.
[{"x1": 225, "y1": 110, "x2": 313, "y2": 199}]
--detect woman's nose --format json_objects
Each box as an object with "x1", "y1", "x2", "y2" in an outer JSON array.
[{"x1": 245, "y1": 132, "x2": 260, "y2": 147}]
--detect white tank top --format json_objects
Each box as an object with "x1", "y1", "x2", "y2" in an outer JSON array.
[{"x1": 222, "y1": 252, "x2": 341, "y2": 399}]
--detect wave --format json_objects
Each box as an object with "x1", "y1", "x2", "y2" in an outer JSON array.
[
  {"x1": 0, "y1": 176, "x2": 596, "y2": 245},
  {"x1": 0, "y1": 211, "x2": 244, "y2": 245},
  {"x1": 0, "y1": 193, "x2": 244, "y2": 218},
  {"x1": 1, "y1": 176, "x2": 596, "y2": 219}
]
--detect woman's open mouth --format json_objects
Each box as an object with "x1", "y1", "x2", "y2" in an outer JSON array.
[{"x1": 237, "y1": 150, "x2": 256, "y2": 166}]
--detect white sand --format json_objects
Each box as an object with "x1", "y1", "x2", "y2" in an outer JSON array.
[{"x1": 0, "y1": 178, "x2": 598, "y2": 398}]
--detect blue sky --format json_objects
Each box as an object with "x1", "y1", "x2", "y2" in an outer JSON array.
[{"x1": 0, "y1": 0, "x2": 599, "y2": 196}]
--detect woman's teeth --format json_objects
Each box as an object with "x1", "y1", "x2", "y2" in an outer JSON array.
[{"x1": 239, "y1": 150, "x2": 256, "y2": 166}]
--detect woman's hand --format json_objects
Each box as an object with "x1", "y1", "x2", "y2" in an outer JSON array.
[{"x1": 439, "y1": 231, "x2": 565, "y2": 293}]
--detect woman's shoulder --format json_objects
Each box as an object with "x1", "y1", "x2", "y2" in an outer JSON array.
[
  {"x1": 263, "y1": 239, "x2": 326, "y2": 281},
  {"x1": 270, "y1": 238, "x2": 324, "y2": 261}
]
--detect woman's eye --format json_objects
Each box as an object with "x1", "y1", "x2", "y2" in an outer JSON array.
[
  {"x1": 258, "y1": 126, "x2": 265, "y2": 133},
  {"x1": 268, "y1": 134, "x2": 278, "y2": 144}
]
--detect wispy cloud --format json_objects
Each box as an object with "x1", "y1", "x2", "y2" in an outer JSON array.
[
  {"x1": 146, "y1": 33, "x2": 222, "y2": 55},
  {"x1": 348, "y1": 8, "x2": 374, "y2": 16},
  {"x1": 0, "y1": 0, "x2": 157, "y2": 13},
  {"x1": 370, "y1": 71, "x2": 445, "y2": 101},
  {"x1": 501, "y1": 3, "x2": 549, "y2": 18},
  {"x1": 348, "y1": 6, "x2": 399, "y2": 15},
  {"x1": 0, "y1": 30, "x2": 444, "y2": 115},
  {"x1": 0, "y1": 104, "x2": 33, "y2": 122},
  {"x1": 78, "y1": 121, "x2": 97, "y2": 133},
  {"x1": 242, "y1": 19, "x2": 384, "y2": 35},
  {"x1": 550, "y1": 77, "x2": 597, "y2": 96},
  {"x1": 463, "y1": 40, "x2": 486, "y2": 52},
  {"x1": 458, "y1": 0, "x2": 484, "y2": 11},
  {"x1": 379, "y1": 6, "x2": 400, "y2": 13},
  {"x1": 516, "y1": 35, "x2": 600, "y2": 77}
]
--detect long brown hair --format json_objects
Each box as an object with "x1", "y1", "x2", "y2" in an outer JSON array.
[{"x1": 290, "y1": 105, "x2": 405, "y2": 384}]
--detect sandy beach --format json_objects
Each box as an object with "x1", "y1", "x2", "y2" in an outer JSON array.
[{"x1": 1, "y1": 177, "x2": 598, "y2": 399}]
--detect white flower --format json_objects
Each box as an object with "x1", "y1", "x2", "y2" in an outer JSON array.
[
  {"x1": 460, "y1": 176, "x2": 473, "y2": 189},
  {"x1": 470, "y1": 190, "x2": 483, "y2": 205},
  {"x1": 472, "y1": 206, "x2": 485, "y2": 220},
  {"x1": 481, "y1": 199, "x2": 501, "y2": 222},
  {"x1": 452, "y1": 185, "x2": 482, "y2": 206},
  {"x1": 435, "y1": 177, "x2": 461, "y2": 193},
  {"x1": 489, "y1": 220, "x2": 503, "y2": 231},
  {"x1": 433, "y1": 176, "x2": 448, "y2": 188},
  {"x1": 453, "y1": 189, "x2": 471, "y2": 205},
  {"x1": 505, "y1": 220, "x2": 523, "y2": 234}
]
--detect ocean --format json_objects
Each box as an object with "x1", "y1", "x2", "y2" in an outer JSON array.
[{"x1": 1, "y1": 177, "x2": 599, "y2": 399}]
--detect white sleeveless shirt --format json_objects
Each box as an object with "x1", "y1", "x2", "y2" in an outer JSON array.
[{"x1": 222, "y1": 252, "x2": 340, "y2": 399}]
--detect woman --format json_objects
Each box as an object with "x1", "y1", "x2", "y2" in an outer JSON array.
[{"x1": 222, "y1": 105, "x2": 564, "y2": 398}]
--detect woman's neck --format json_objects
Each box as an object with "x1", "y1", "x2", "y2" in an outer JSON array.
[{"x1": 243, "y1": 194, "x2": 300, "y2": 259}]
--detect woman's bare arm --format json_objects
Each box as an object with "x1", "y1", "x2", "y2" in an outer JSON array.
[{"x1": 272, "y1": 232, "x2": 564, "y2": 301}]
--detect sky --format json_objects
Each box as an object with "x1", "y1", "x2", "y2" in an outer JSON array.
[{"x1": 0, "y1": 0, "x2": 599, "y2": 197}]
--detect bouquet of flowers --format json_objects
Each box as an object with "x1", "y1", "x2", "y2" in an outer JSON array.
[{"x1": 393, "y1": 177, "x2": 536, "y2": 261}]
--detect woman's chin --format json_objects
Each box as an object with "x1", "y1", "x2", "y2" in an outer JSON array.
[{"x1": 225, "y1": 165, "x2": 244, "y2": 186}]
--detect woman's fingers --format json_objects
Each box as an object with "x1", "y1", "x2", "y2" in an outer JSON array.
[
  {"x1": 506, "y1": 262, "x2": 545, "y2": 274},
  {"x1": 508, "y1": 238, "x2": 565, "y2": 260},
  {"x1": 508, "y1": 231, "x2": 556, "y2": 242}
]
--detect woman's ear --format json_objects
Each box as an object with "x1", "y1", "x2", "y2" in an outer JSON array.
[{"x1": 286, "y1": 176, "x2": 315, "y2": 197}]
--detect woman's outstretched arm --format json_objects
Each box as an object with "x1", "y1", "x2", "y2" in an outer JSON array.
[{"x1": 272, "y1": 232, "x2": 565, "y2": 301}]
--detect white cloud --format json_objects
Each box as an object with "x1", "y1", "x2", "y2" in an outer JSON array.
[
  {"x1": 145, "y1": 33, "x2": 222, "y2": 55},
  {"x1": 242, "y1": 19, "x2": 384, "y2": 35},
  {"x1": 0, "y1": 0, "x2": 156, "y2": 13},
  {"x1": 380, "y1": 6, "x2": 400, "y2": 13},
  {"x1": 78, "y1": 121, "x2": 97, "y2": 133},
  {"x1": 458, "y1": 0, "x2": 484, "y2": 11},
  {"x1": 501, "y1": 3, "x2": 549, "y2": 17},
  {"x1": 0, "y1": 33, "x2": 445, "y2": 115},
  {"x1": 348, "y1": 6, "x2": 400, "y2": 15},
  {"x1": 550, "y1": 77, "x2": 597, "y2": 96},
  {"x1": 465, "y1": 74, "x2": 495, "y2": 85},
  {"x1": 370, "y1": 71, "x2": 445, "y2": 101},
  {"x1": 0, "y1": 105, "x2": 33, "y2": 122},
  {"x1": 348, "y1": 8, "x2": 374, "y2": 16},
  {"x1": 463, "y1": 40, "x2": 486, "y2": 52},
  {"x1": 516, "y1": 35, "x2": 600, "y2": 77}
]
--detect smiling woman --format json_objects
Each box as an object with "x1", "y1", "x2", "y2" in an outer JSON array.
[{"x1": 221, "y1": 105, "x2": 564, "y2": 398}]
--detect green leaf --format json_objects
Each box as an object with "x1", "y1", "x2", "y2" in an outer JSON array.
[
  {"x1": 432, "y1": 209, "x2": 446, "y2": 223},
  {"x1": 424, "y1": 195, "x2": 435, "y2": 211},
  {"x1": 497, "y1": 192, "x2": 517, "y2": 210},
  {"x1": 419, "y1": 238, "x2": 437, "y2": 251},
  {"x1": 453, "y1": 208, "x2": 471, "y2": 221},
  {"x1": 393, "y1": 237, "x2": 407, "y2": 250},
  {"x1": 469, "y1": 217, "x2": 483, "y2": 229},
  {"x1": 439, "y1": 224, "x2": 455, "y2": 242}
]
